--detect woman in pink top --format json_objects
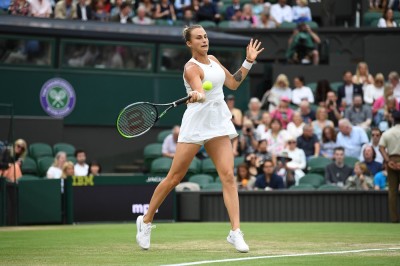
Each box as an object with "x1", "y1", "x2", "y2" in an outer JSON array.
[{"x1": 373, "y1": 84, "x2": 400, "y2": 126}]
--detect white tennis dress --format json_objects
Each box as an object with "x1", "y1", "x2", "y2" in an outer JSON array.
[{"x1": 178, "y1": 57, "x2": 238, "y2": 145}]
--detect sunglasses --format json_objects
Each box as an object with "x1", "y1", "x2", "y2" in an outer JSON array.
[{"x1": 16, "y1": 144, "x2": 25, "y2": 150}]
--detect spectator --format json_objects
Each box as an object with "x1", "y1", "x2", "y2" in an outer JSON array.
[
  {"x1": 12, "y1": 138, "x2": 27, "y2": 168},
  {"x1": 344, "y1": 162, "x2": 373, "y2": 190},
  {"x1": 361, "y1": 145, "x2": 383, "y2": 176},
  {"x1": 239, "y1": 120, "x2": 259, "y2": 156},
  {"x1": 352, "y1": 62, "x2": 374, "y2": 89},
  {"x1": 89, "y1": 160, "x2": 102, "y2": 176},
  {"x1": 195, "y1": 0, "x2": 219, "y2": 23},
  {"x1": 336, "y1": 118, "x2": 369, "y2": 158},
  {"x1": 174, "y1": 0, "x2": 191, "y2": 20},
  {"x1": 292, "y1": 0, "x2": 312, "y2": 24},
  {"x1": 256, "y1": 112, "x2": 272, "y2": 140},
  {"x1": 111, "y1": 2, "x2": 132, "y2": 23},
  {"x1": 225, "y1": 94, "x2": 243, "y2": 130},
  {"x1": 229, "y1": 9, "x2": 251, "y2": 28},
  {"x1": 325, "y1": 146, "x2": 353, "y2": 187},
  {"x1": 315, "y1": 79, "x2": 332, "y2": 107},
  {"x1": 110, "y1": 0, "x2": 122, "y2": 17},
  {"x1": 76, "y1": 0, "x2": 92, "y2": 21},
  {"x1": 245, "y1": 152, "x2": 262, "y2": 176},
  {"x1": 325, "y1": 91, "x2": 342, "y2": 127},
  {"x1": 162, "y1": 125, "x2": 180, "y2": 158},
  {"x1": 359, "y1": 128, "x2": 384, "y2": 163},
  {"x1": 47, "y1": 151, "x2": 67, "y2": 179},
  {"x1": 296, "y1": 124, "x2": 320, "y2": 159},
  {"x1": 133, "y1": 5, "x2": 154, "y2": 25},
  {"x1": 299, "y1": 100, "x2": 316, "y2": 124},
  {"x1": 0, "y1": 141, "x2": 24, "y2": 182},
  {"x1": 30, "y1": 0, "x2": 52, "y2": 18},
  {"x1": 270, "y1": 96, "x2": 294, "y2": 129},
  {"x1": 0, "y1": 0, "x2": 10, "y2": 14},
  {"x1": 241, "y1": 3, "x2": 258, "y2": 28},
  {"x1": 372, "y1": 84, "x2": 400, "y2": 127},
  {"x1": 61, "y1": 161, "x2": 75, "y2": 179},
  {"x1": 254, "y1": 159, "x2": 285, "y2": 190},
  {"x1": 320, "y1": 126, "x2": 337, "y2": 159},
  {"x1": 265, "y1": 118, "x2": 289, "y2": 156},
  {"x1": 344, "y1": 94, "x2": 372, "y2": 130},
  {"x1": 378, "y1": 7, "x2": 398, "y2": 27},
  {"x1": 182, "y1": 9, "x2": 195, "y2": 26},
  {"x1": 291, "y1": 76, "x2": 314, "y2": 105},
  {"x1": 337, "y1": 70, "x2": 364, "y2": 110},
  {"x1": 286, "y1": 111, "x2": 305, "y2": 139},
  {"x1": 286, "y1": 23, "x2": 321, "y2": 65},
  {"x1": 270, "y1": 0, "x2": 292, "y2": 24},
  {"x1": 373, "y1": 165, "x2": 387, "y2": 190},
  {"x1": 283, "y1": 137, "x2": 306, "y2": 185},
  {"x1": 244, "y1": 97, "x2": 263, "y2": 127},
  {"x1": 55, "y1": 0, "x2": 77, "y2": 19},
  {"x1": 251, "y1": 0, "x2": 264, "y2": 18},
  {"x1": 386, "y1": 0, "x2": 400, "y2": 11},
  {"x1": 74, "y1": 149, "x2": 89, "y2": 176},
  {"x1": 225, "y1": 0, "x2": 241, "y2": 21},
  {"x1": 275, "y1": 151, "x2": 295, "y2": 188},
  {"x1": 8, "y1": 0, "x2": 30, "y2": 16},
  {"x1": 139, "y1": 0, "x2": 156, "y2": 19},
  {"x1": 388, "y1": 71, "x2": 400, "y2": 102},
  {"x1": 261, "y1": 73, "x2": 292, "y2": 112},
  {"x1": 257, "y1": 12, "x2": 278, "y2": 29},
  {"x1": 311, "y1": 106, "x2": 334, "y2": 140},
  {"x1": 254, "y1": 139, "x2": 274, "y2": 166},
  {"x1": 364, "y1": 73, "x2": 385, "y2": 105},
  {"x1": 235, "y1": 163, "x2": 256, "y2": 191}
]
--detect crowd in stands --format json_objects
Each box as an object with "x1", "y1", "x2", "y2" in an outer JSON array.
[
  {"x1": 1, "y1": 0, "x2": 399, "y2": 28},
  {"x1": 160, "y1": 62, "x2": 400, "y2": 192}
]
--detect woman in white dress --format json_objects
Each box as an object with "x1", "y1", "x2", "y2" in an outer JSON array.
[{"x1": 136, "y1": 25, "x2": 264, "y2": 253}]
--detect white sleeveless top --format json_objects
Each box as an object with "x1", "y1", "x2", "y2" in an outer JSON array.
[{"x1": 178, "y1": 57, "x2": 238, "y2": 144}]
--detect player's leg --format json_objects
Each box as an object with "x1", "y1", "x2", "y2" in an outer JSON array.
[{"x1": 205, "y1": 136, "x2": 249, "y2": 252}]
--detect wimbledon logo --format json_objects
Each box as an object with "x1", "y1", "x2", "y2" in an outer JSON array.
[{"x1": 40, "y1": 78, "x2": 76, "y2": 118}]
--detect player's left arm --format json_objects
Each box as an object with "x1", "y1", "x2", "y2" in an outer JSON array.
[{"x1": 210, "y1": 39, "x2": 264, "y2": 91}]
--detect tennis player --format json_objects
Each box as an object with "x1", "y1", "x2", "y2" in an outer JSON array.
[{"x1": 136, "y1": 25, "x2": 264, "y2": 253}]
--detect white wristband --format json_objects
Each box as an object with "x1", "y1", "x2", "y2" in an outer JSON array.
[{"x1": 242, "y1": 60, "x2": 253, "y2": 70}]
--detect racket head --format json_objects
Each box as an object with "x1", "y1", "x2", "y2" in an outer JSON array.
[{"x1": 116, "y1": 102, "x2": 158, "y2": 138}]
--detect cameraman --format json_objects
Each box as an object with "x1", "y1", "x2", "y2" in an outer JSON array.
[
  {"x1": 286, "y1": 22, "x2": 321, "y2": 65},
  {"x1": 239, "y1": 120, "x2": 259, "y2": 156},
  {"x1": 325, "y1": 91, "x2": 342, "y2": 127}
]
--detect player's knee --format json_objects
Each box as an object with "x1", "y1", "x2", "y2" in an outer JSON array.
[
  {"x1": 218, "y1": 169, "x2": 235, "y2": 186},
  {"x1": 167, "y1": 173, "x2": 184, "y2": 187}
]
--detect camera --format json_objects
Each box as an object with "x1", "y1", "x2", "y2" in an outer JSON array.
[
  {"x1": 0, "y1": 141, "x2": 12, "y2": 171},
  {"x1": 246, "y1": 128, "x2": 251, "y2": 133}
]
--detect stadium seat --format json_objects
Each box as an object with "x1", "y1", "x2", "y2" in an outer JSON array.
[
  {"x1": 155, "y1": 19, "x2": 173, "y2": 26},
  {"x1": 362, "y1": 11, "x2": 381, "y2": 26},
  {"x1": 306, "y1": 82, "x2": 317, "y2": 94},
  {"x1": 67, "y1": 156, "x2": 76, "y2": 164},
  {"x1": 19, "y1": 174, "x2": 41, "y2": 181},
  {"x1": 53, "y1": 143, "x2": 75, "y2": 157},
  {"x1": 29, "y1": 142, "x2": 53, "y2": 160},
  {"x1": 304, "y1": 21, "x2": 319, "y2": 29},
  {"x1": 202, "y1": 182, "x2": 222, "y2": 191},
  {"x1": 215, "y1": 176, "x2": 221, "y2": 183},
  {"x1": 150, "y1": 157, "x2": 172, "y2": 176},
  {"x1": 21, "y1": 156, "x2": 38, "y2": 175},
  {"x1": 199, "y1": 20, "x2": 217, "y2": 28},
  {"x1": 188, "y1": 174, "x2": 214, "y2": 189},
  {"x1": 370, "y1": 18, "x2": 380, "y2": 27},
  {"x1": 307, "y1": 157, "x2": 331, "y2": 175},
  {"x1": 330, "y1": 81, "x2": 342, "y2": 92},
  {"x1": 186, "y1": 157, "x2": 201, "y2": 176},
  {"x1": 318, "y1": 184, "x2": 343, "y2": 191},
  {"x1": 279, "y1": 21, "x2": 297, "y2": 29},
  {"x1": 234, "y1": 156, "x2": 245, "y2": 167},
  {"x1": 218, "y1": 21, "x2": 231, "y2": 29},
  {"x1": 157, "y1": 130, "x2": 171, "y2": 143},
  {"x1": 143, "y1": 143, "x2": 163, "y2": 170},
  {"x1": 299, "y1": 173, "x2": 325, "y2": 188},
  {"x1": 37, "y1": 156, "x2": 54, "y2": 177},
  {"x1": 289, "y1": 183, "x2": 315, "y2": 190},
  {"x1": 344, "y1": 156, "x2": 359, "y2": 168},
  {"x1": 201, "y1": 158, "x2": 218, "y2": 177}
]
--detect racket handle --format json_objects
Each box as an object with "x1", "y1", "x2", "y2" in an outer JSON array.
[{"x1": 173, "y1": 95, "x2": 191, "y2": 107}]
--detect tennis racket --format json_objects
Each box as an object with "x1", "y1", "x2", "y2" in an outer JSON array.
[{"x1": 116, "y1": 95, "x2": 191, "y2": 138}]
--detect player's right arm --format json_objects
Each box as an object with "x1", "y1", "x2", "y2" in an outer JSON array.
[{"x1": 184, "y1": 62, "x2": 206, "y2": 103}]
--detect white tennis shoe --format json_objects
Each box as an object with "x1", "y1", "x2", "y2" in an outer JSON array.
[
  {"x1": 136, "y1": 215, "x2": 155, "y2": 250},
  {"x1": 227, "y1": 229, "x2": 249, "y2": 253}
]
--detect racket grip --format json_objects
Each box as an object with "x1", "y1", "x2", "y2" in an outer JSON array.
[{"x1": 174, "y1": 95, "x2": 191, "y2": 106}]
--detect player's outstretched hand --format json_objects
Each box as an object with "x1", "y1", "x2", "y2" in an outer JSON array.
[{"x1": 246, "y1": 39, "x2": 264, "y2": 62}]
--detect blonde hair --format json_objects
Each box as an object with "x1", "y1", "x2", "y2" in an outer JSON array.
[
  {"x1": 355, "y1": 162, "x2": 368, "y2": 175},
  {"x1": 355, "y1": 62, "x2": 370, "y2": 81},
  {"x1": 13, "y1": 139, "x2": 27, "y2": 159},
  {"x1": 62, "y1": 161, "x2": 74, "y2": 179},
  {"x1": 53, "y1": 151, "x2": 67, "y2": 167},
  {"x1": 300, "y1": 0, "x2": 308, "y2": 6},
  {"x1": 274, "y1": 74, "x2": 290, "y2": 88},
  {"x1": 316, "y1": 106, "x2": 327, "y2": 120},
  {"x1": 182, "y1": 25, "x2": 203, "y2": 42}
]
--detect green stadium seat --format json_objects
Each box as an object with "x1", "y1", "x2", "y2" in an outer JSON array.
[
  {"x1": 218, "y1": 20, "x2": 231, "y2": 29},
  {"x1": 37, "y1": 156, "x2": 54, "y2": 177},
  {"x1": 362, "y1": 11, "x2": 381, "y2": 26},
  {"x1": 155, "y1": 19, "x2": 173, "y2": 26},
  {"x1": 370, "y1": 18, "x2": 380, "y2": 27},
  {"x1": 279, "y1": 21, "x2": 297, "y2": 29},
  {"x1": 306, "y1": 82, "x2": 317, "y2": 94},
  {"x1": 307, "y1": 157, "x2": 332, "y2": 175},
  {"x1": 330, "y1": 81, "x2": 342, "y2": 92},
  {"x1": 144, "y1": 143, "x2": 163, "y2": 170},
  {"x1": 199, "y1": 20, "x2": 217, "y2": 28},
  {"x1": 215, "y1": 176, "x2": 221, "y2": 183},
  {"x1": 299, "y1": 173, "x2": 325, "y2": 188},
  {"x1": 202, "y1": 182, "x2": 223, "y2": 191},
  {"x1": 289, "y1": 183, "x2": 315, "y2": 190},
  {"x1": 186, "y1": 157, "x2": 201, "y2": 176},
  {"x1": 29, "y1": 142, "x2": 53, "y2": 160},
  {"x1": 157, "y1": 130, "x2": 172, "y2": 143},
  {"x1": 344, "y1": 156, "x2": 359, "y2": 168},
  {"x1": 234, "y1": 156, "x2": 245, "y2": 167},
  {"x1": 304, "y1": 21, "x2": 319, "y2": 29},
  {"x1": 201, "y1": 158, "x2": 218, "y2": 177},
  {"x1": 53, "y1": 143, "x2": 75, "y2": 157},
  {"x1": 67, "y1": 156, "x2": 76, "y2": 164},
  {"x1": 150, "y1": 157, "x2": 172, "y2": 176},
  {"x1": 318, "y1": 184, "x2": 343, "y2": 191},
  {"x1": 188, "y1": 174, "x2": 214, "y2": 189},
  {"x1": 19, "y1": 174, "x2": 41, "y2": 181},
  {"x1": 21, "y1": 156, "x2": 38, "y2": 175}
]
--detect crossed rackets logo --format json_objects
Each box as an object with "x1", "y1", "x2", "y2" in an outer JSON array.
[
  {"x1": 48, "y1": 88, "x2": 68, "y2": 109},
  {"x1": 40, "y1": 78, "x2": 76, "y2": 118}
]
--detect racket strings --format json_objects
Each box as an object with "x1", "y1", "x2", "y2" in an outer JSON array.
[{"x1": 118, "y1": 103, "x2": 157, "y2": 137}]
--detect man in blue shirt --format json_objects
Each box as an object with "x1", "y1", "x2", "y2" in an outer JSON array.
[
  {"x1": 336, "y1": 118, "x2": 369, "y2": 158},
  {"x1": 361, "y1": 145, "x2": 383, "y2": 176},
  {"x1": 255, "y1": 159, "x2": 284, "y2": 190}
]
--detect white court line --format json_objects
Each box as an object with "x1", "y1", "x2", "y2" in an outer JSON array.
[{"x1": 161, "y1": 247, "x2": 400, "y2": 266}]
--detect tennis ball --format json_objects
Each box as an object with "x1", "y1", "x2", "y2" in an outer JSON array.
[{"x1": 202, "y1": 81, "x2": 213, "y2": 91}]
